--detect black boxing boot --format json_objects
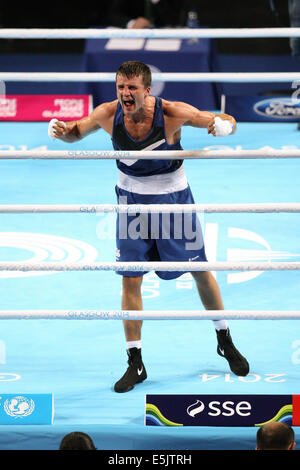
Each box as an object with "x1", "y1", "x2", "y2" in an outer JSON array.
[
  {"x1": 216, "y1": 328, "x2": 249, "y2": 376},
  {"x1": 114, "y1": 347, "x2": 147, "y2": 393}
]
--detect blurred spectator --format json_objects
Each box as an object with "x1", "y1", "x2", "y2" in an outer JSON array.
[
  {"x1": 88, "y1": 0, "x2": 196, "y2": 29},
  {"x1": 59, "y1": 431, "x2": 97, "y2": 450},
  {"x1": 256, "y1": 422, "x2": 296, "y2": 450},
  {"x1": 289, "y1": 0, "x2": 300, "y2": 59}
]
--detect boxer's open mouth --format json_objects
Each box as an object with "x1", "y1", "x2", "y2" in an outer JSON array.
[{"x1": 123, "y1": 99, "x2": 135, "y2": 109}]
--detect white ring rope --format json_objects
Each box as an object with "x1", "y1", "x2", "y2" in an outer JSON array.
[
  {"x1": 0, "y1": 149, "x2": 300, "y2": 160},
  {"x1": 0, "y1": 72, "x2": 299, "y2": 83},
  {"x1": 0, "y1": 29, "x2": 298, "y2": 85},
  {"x1": 0, "y1": 203, "x2": 299, "y2": 214},
  {"x1": 0, "y1": 261, "x2": 299, "y2": 272},
  {"x1": 0, "y1": 27, "x2": 299, "y2": 39},
  {"x1": 0, "y1": 310, "x2": 298, "y2": 320}
]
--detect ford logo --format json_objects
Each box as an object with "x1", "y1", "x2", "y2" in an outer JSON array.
[{"x1": 253, "y1": 97, "x2": 300, "y2": 119}]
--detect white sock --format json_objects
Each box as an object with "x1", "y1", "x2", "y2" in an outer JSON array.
[
  {"x1": 213, "y1": 320, "x2": 228, "y2": 331},
  {"x1": 126, "y1": 340, "x2": 141, "y2": 350}
]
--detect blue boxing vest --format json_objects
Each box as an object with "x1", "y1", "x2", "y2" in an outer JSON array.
[{"x1": 112, "y1": 97, "x2": 183, "y2": 177}]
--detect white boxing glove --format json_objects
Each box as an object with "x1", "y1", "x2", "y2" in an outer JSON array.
[
  {"x1": 48, "y1": 118, "x2": 66, "y2": 139},
  {"x1": 213, "y1": 116, "x2": 233, "y2": 137}
]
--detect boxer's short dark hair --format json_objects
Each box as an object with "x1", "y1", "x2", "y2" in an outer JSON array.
[{"x1": 116, "y1": 61, "x2": 152, "y2": 88}]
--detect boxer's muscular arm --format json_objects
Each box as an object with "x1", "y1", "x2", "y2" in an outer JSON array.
[
  {"x1": 48, "y1": 101, "x2": 118, "y2": 142},
  {"x1": 162, "y1": 100, "x2": 236, "y2": 138}
]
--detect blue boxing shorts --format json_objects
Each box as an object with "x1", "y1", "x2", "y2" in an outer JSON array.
[{"x1": 115, "y1": 185, "x2": 207, "y2": 280}]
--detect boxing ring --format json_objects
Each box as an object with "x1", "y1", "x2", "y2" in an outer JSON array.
[{"x1": 0, "y1": 27, "x2": 299, "y2": 450}]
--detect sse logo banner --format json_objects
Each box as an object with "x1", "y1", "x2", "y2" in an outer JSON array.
[{"x1": 145, "y1": 394, "x2": 300, "y2": 427}]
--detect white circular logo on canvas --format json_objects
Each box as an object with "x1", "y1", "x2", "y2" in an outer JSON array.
[{"x1": 0, "y1": 232, "x2": 99, "y2": 278}]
